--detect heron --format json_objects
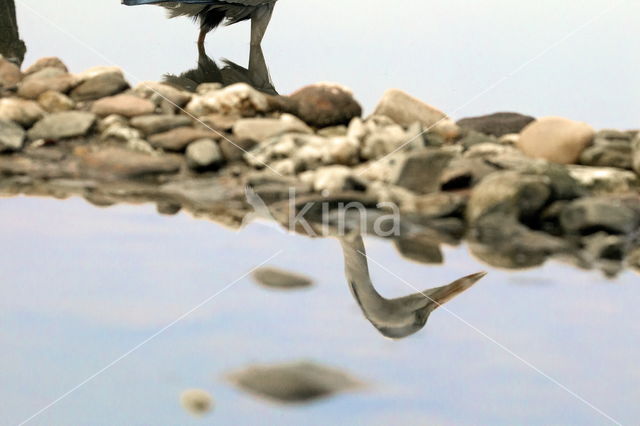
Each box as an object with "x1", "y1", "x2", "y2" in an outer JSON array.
[
  {"x1": 340, "y1": 234, "x2": 486, "y2": 339},
  {"x1": 122, "y1": 0, "x2": 277, "y2": 46}
]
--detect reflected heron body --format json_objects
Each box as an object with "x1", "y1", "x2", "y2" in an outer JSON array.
[
  {"x1": 341, "y1": 235, "x2": 486, "y2": 339},
  {"x1": 122, "y1": 0, "x2": 277, "y2": 46}
]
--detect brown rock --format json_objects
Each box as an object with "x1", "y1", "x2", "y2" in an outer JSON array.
[
  {"x1": 374, "y1": 89, "x2": 447, "y2": 128},
  {"x1": 148, "y1": 126, "x2": 222, "y2": 151},
  {"x1": 76, "y1": 147, "x2": 182, "y2": 179},
  {"x1": 0, "y1": 57, "x2": 22, "y2": 88},
  {"x1": 91, "y1": 94, "x2": 155, "y2": 118},
  {"x1": 130, "y1": 114, "x2": 192, "y2": 136},
  {"x1": 0, "y1": 98, "x2": 45, "y2": 126},
  {"x1": 288, "y1": 83, "x2": 362, "y2": 128},
  {"x1": 17, "y1": 69, "x2": 77, "y2": 99},
  {"x1": 517, "y1": 117, "x2": 595, "y2": 164},
  {"x1": 37, "y1": 90, "x2": 75, "y2": 113},
  {"x1": 24, "y1": 57, "x2": 68, "y2": 75},
  {"x1": 71, "y1": 71, "x2": 129, "y2": 101}
]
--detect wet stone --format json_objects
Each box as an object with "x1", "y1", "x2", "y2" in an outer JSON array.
[
  {"x1": 130, "y1": 114, "x2": 192, "y2": 136},
  {"x1": 0, "y1": 119, "x2": 25, "y2": 152},
  {"x1": 27, "y1": 111, "x2": 96, "y2": 141},
  {"x1": 227, "y1": 361, "x2": 361, "y2": 403},
  {"x1": 251, "y1": 267, "x2": 314, "y2": 289}
]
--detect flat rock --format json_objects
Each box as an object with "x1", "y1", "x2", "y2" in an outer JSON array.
[
  {"x1": 227, "y1": 361, "x2": 361, "y2": 403},
  {"x1": 567, "y1": 165, "x2": 639, "y2": 195},
  {"x1": 251, "y1": 266, "x2": 313, "y2": 289},
  {"x1": 233, "y1": 114, "x2": 312, "y2": 141},
  {"x1": 76, "y1": 147, "x2": 182, "y2": 179},
  {"x1": 91, "y1": 94, "x2": 155, "y2": 118},
  {"x1": 0, "y1": 119, "x2": 25, "y2": 152},
  {"x1": 24, "y1": 57, "x2": 68, "y2": 75},
  {"x1": 0, "y1": 98, "x2": 45, "y2": 127},
  {"x1": 392, "y1": 149, "x2": 456, "y2": 194},
  {"x1": 0, "y1": 57, "x2": 22, "y2": 88},
  {"x1": 148, "y1": 126, "x2": 222, "y2": 151},
  {"x1": 560, "y1": 197, "x2": 640, "y2": 235},
  {"x1": 288, "y1": 83, "x2": 362, "y2": 128},
  {"x1": 457, "y1": 112, "x2": 535, "y2": 137},
  {"x1": 517, "y1": 117, "x2": 595, "y2": 164},
  {"x1": 130, "y1": 114, "x2": 192, "y2": 135},
  {"x1": 374, "y1": 89, "x2": 447, "y2": 128},
  {"x1": 17, "y1": 68, "x2": 77, "y2": 99},
  {"x1": 185, "y1": 139, "x2": 223, "y2": 170},
  {"x1": 71, "y1": 71, "x2": 128, "y2": 101},
  {"x1": 134, "y1": 81, "x2": 192, "y2": 107},
  {"x1": 28, "y1": 111, "x2": 96, "y2": 141},
  {"x1": 37, "y1": 90, "x2": 75, "y2": 113}
]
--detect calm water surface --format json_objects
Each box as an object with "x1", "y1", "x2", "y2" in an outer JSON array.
[{"x1": 1, "y1": 197, "x2": 639, "y2": 425}]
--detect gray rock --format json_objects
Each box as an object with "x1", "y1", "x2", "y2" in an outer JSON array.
[
  {"x1": 567, "y1": 165, "x2": 639, "y2": 195},
  {"x1": 393, "y1": 235, "x2": 443, "y2": 264},
  {"x1": 0, "y1": 119, "x2": 25, "y2": 152},
  {"x1": 251, "y1": 267, "x2": 313, "y2": 289},
  {"x1": 219, "y1": 137, "x2": 257, "y2": 162},
  {"x1": 392, "y1": 149, "x2": 456, "y2": 194},
  {"x1": 288, "y1": 83, "x2": 362, "y2": 128},
  {"x1": 130, "y1": 114, "x2": 192, "y2": 136},
  {"x1": 628, "y1": 247, "x2": 640, "y2": 272},
  {"x1": 185, "y1": 139, "x2": 223, "y2": 170},
  {"x1": 0, "y1": 98, "x2": 45, "y2": 127},
  {"x1": 560, "y1": 197, "x2": 640, "y2": 235},
  {"x1": 467, "y1": 171, "x2": 551, "y2": 223},
  {"x1": 149, "y1": 127, "x2": 221, "y2": 151},
  {"x1": 70, "y1": 71, "x2": 128, "y2": 101},
  {"x1": 233, "y1": 114, "x2": 312, "y2": 141},
  {"x1": 579, "y1": 141, "x2": 632, "y2": 169},
  {"x1": 28, "y1": 111, "x2": 96, "y2": 141},
  {"x1": 227, "y1": 361, "x2": 361, "y2": 403},
  {"x1": 373, "y1": 88, "x2": 447, "y2": 128},
  {"x1": 457, "y1": 112, "x2": 535, "y2": 137},
  {"x1": 17, "y1": 68, "x2": 77, "y2": 99}
]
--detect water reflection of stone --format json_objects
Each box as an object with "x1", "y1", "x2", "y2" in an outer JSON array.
[
  {"x1": 341, "y1": 234, "x2": 486, "y2": 339},
  {"x1": 163, "y1": 44, "x2": 276, "y2": 95}
]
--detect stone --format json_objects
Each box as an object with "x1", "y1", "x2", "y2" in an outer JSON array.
[
  {"x1": 0, "y1": 119, "x2": 25, "y2": 152},
  {"x1": 560, "y1": 197, "x2": 640, "y2": 235},
  {"x1": 628, "y1": 247, "x2": 640, "y2": 272},
  {"x1": 251, "y1": 267, "x2": 313, "y2": 289},
  {"x1": 133, "y1": 81, "x2": 192, "y2": 107},
  {"x1": 17, "y1": 69, "x2": 77, "y2": 99},
  {"x1": 129, "y1": 114, "x2": 192, "y2": 136},
  {"x1": 300, "y1": 165, "x2": 366, "y2": 194},
  {"x1": 516, "y1": 117, "x2": 595, "y2": 164},
  {"x1": 200, "y1": 113, "x2": 239, "y2": 131},
  {"x1": 75, "y1": 66, "x2": 123, "y2": 82},
  {"x1": 27, "y1": 111, "x2": 96, "y2": 141},
  {"x1": 360, "y1": 122, "x2": 410, "y2": 160},
  {"x1": 439, "y1": 157, "x2": 497, "y2": 190},
  {"x1": 227, "y1": 361, "x2": 361, "y2": 403},
  {"x1": 457, "y1": 112, "x2": 535, "y2": 137},
  {"x1": 288, "y1": 83, "x2": 362, "y2": 128},
  {"x1": 24, "y1": 57, "x2": 68, "y2": 75},
  {"x1": 76, "y1": 147, "x2": 182, "y2": 179},
  {"x1": 185, "y1": 83, "x2": 270, "y2": 117},
  {"x1": 467, "y1": 171, "x2": 551, "y2": 223},
  {"x1": 179, "y1": 389, "x2": 213, "y2": 416},
  {"x1": 148, "y1": 126, "x2": 222, "y2": 151},
  {"x1": 37, "y1": 90, "x2": 75, "y2": 113},
  {"x1": 392, "y1": 149, "x2": 456, "y2": 194},
  {"x1": 219, "y1": 137, "x2": 257, "y2": 162},
  {"x1": 373, "y1": 88, "x2": 447, "y2": 128},
  {"x1": 411, "y1": 192, "x2": 466, "y2": 218},
  {"x1": 91, "y1": 94, "x2": 155, "y2": 118},
  {"x1": 458, "y1": 130, "x2": 498, "y2": 149},
  {"x1": 633, "y1": 134, "x2": 640, "y2": 175},
  {"x1": 0, "y1": 98, "x2": 45, "y2": 127},
  {"x1": 431, "y1": 118, "x2": 462, "y2": 142},
  {"x1": 71, "y1": 71, "x2": 129, "y2": 101},
  {"x1": 185, "y1": 139, "x2": 223, "y2": 170},
  {"x1": 100, "y1": 123, "x2": 142, "y2": 142},
  {"x1": 394, "y1": 235, "x2": 444, "y2": 264},
  {"x1": 579, "y1": 141, "x2": 632, "y2": 169},
  {"x1": 232, "y1": 114, "x2": 312, "y2": 141},
  {"x1": 567, "y1": 165, "x2": 639, "y2": 195},
  {"x1": 0, "y1": 57, "x2": 22, "y2": 88}
]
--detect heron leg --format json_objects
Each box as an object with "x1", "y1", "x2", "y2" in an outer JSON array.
[
  {"x1": 250, "y1": 4, "x2": 275, "y2": 46},
  {"x1": 197, "y1": 28, "x2": 207, "y2": 47}
]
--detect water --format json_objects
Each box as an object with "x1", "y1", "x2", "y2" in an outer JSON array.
[
  {"x1": 1, "y1": 197, "x2": 639, "y2": 425},
  {"x1": 15, "y1": 0, "x2": 640, "y2": 128},
  {"x1": 3, "y1": 1, "x2": 640, "y2": 424}
]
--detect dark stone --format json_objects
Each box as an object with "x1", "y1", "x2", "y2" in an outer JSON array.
[
  {"x1": 252, "y1": 266, "x2": 313, "y2": 289},
  {"x1": 288, "y1": 83, "x2": 362, "y2": 128},
  {"x1": 579, "y1": 142, "x2": 633, "y2": 170},
  {"x1": 560, "y1": 197, "x2": 640, "y2": 235},
  {"x1": 457, "y1": 112, "x2": 536, "y2": 137}
]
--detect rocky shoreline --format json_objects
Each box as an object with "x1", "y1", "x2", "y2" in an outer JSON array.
[{"x1": 1, "y1": 55, "x2": 639, "y2": 277}]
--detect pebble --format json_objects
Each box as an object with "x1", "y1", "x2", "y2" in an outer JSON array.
[
  {"x1": 288, "y1": 82, "x2": 362, "y2": 128},
  {"x1": 27, "y1": 111, "x2": 96, "y2": 141},
  {"x1": 567, "y1": 165, "x2": 639, "y2": 195},
  {"x1": 133, "y1": 81, "x2": 192, "y2": 108},
  {"x1": 0, "y1": 57, "x2": 22, "y2": 88},
  {"x1": 373, "y1": 88, "x2": 447, "y2": 128},
  {"x1": 185, "y1": 139, "x2": 223, "y2": 170},
  {"x1": 517, "y1": 116, "x2": 595, "y2": 164},
  {"x1": 24, "y1": 57, "x2": 68, "y2": 75},
  {"x1": 91, "y1": 94, "x2": 155, "y2": 118},
  {"x1": 0, "y1": 119, "x2": 25, "y2": 152},
  {"x1": 17, "y1": 68, "x2": 77, "y2": 99}
]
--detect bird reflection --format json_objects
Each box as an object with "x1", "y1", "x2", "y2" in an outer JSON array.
[
  {"x1": 163, "y1": 43, "x2": 276, "y2": 95},
  {"x1": 340, "y1": 234, "x2": 486, "y2": 339}
]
